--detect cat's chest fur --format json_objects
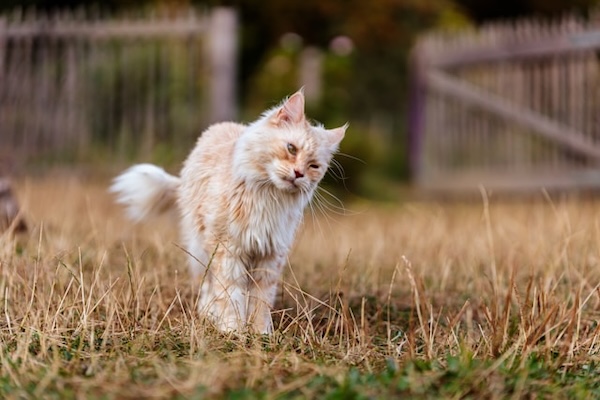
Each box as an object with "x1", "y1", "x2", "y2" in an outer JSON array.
[{"x1": 227, "y1": 183, "x2": 304, "y2": 259}]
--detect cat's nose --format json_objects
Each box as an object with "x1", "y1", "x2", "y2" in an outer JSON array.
[{"x1": 294, "y1": 170, "x2": 304, "y2": 179}]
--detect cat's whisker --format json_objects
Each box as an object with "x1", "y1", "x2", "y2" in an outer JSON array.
[
  {"x1": 306, "y1": 192, "x2": 327, "y2": 241},
  {"x1": 327, "y1": 158, "x2": 354, "y2": 193},
  {"x1": 336, "y1": 151, "x2": 366, "y2": 164},
  {"x1": 314, "y1": 188, "x2": 351, "y2": 217},
  {"x1": 316, "y1": 186, "x2": 345, "y2": 209},
  {"x1": 311, "y1": 194, "x2": 337, "y2": 238},
  {"x1": 314, "y1": 195, "x2": 345, "y2": 230},
  {"x1": 328, "y1": 159, "x2": 347, "y2": 182},
  {"x1": 305, "y1": 194, "x2": 316, "y2": 222},
  {"x1": 312, "y1": 196, "x2": 328, "y2": 221}
]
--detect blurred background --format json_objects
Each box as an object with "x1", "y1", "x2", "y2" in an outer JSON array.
[{"x1": 1, "y1": 0, "x2": 600, "y2": 201}]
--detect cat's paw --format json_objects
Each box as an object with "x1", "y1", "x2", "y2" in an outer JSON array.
[
  {"x1": 248, "y1": 312, "x2": 274, "y2": 335},
  {"x1": 214, "y1": 316, "x2": 246, "y2": 333}
]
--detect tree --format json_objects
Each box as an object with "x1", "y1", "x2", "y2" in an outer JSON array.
[{"x1": 454, "y1": 0, "x2": 600, "y2": 22}]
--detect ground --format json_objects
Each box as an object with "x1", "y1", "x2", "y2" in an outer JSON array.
[{"x1": 1, "y1": 173, "x2": 600, "y2": 398}]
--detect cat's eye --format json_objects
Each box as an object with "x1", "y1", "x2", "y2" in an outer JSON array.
[
  {"x1": 287, "y1": 143, "x2": 297, "y2": 156},
  {"x1": 309, "y1": 164, "x2": 320, "y2": 169}
]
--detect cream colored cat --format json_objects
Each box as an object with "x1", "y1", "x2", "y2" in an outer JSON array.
[{"x1": 111, "y1": 90, "x2": 346, "y2": 333}]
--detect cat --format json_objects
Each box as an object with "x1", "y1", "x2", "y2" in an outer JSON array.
[
  {"x1": 111, "y1": 89, "x2": 346, "y2": 333},
  {"x1": 0, "y1": 178, "x2": 27, "y2": 234}
]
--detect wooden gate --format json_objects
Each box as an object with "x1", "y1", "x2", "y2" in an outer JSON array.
[
  {"x1": 0, "y1": 7, "x2": 237, "y2": 164},
  {"x1": 409, "y1": 13, "x2": 600, "y2": 193}
]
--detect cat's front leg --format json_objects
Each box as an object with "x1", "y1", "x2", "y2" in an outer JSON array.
[
  {"x1": 247, "y1": 257, "x2": 284, "y2": 334},
  {"x1": 199, "y1": 252, "x2": 249, "y2": 332},
  {"x1": 247, "y1": 282, "x2": 277, "y2": 334}
]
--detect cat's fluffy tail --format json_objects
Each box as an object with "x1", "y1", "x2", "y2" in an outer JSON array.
[{"x1": 110, "y1": 164, "x2": 180, "y2": 222}]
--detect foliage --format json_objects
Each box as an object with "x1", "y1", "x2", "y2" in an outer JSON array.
[
  {"x1": 455, "y1": 0, "x2": 600, "y2": 22},
  {"x1": 87, "y1": 39, "x2": 207, "y2": 164},
  {"x1": 235, "y1": 0, "x2": 472, "y2": 191}
]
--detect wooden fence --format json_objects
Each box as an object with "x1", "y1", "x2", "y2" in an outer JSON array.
[
  {"x1": 0, "y1": 7, "x2": 237, "y2": 167},
  {"x1": 410, "y1": 11, "x2": 600, "y2": 193}
]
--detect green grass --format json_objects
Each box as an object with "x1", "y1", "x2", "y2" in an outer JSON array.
[{"x1": 1, "y1": 175, "x2": 600, "y2": 398}]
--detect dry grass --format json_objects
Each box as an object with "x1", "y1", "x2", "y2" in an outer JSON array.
[{"x1": 1, "y1": 173, "x2": 600, "y2": 398}]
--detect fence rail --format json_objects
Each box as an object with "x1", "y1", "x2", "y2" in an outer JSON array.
[
  {"x1": 0, "y1": 7, "x2": 237, "y2": 168},
  {"x1": 3, "y1": 18, "x2": 207, "y2": 38},
  {"x1": 410, "y1": 10, "x2": 600, "y2": 193}
]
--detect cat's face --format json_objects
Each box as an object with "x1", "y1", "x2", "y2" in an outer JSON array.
[
  {"x1": 236, "y1": 91, "x2": 346, "y2": 195},
  {"x1": 266, "y1": 124, "x2": 342, "y2": 194}
]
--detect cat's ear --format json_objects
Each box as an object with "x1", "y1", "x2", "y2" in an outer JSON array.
[
  {"x1": 325, "y1": 123, "x2": 348, "y2": 150},
  {"x1": 273, "y1": 90, "x2": 305, "y2": 125}
]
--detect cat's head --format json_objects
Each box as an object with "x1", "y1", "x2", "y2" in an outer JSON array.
[{"x1": 235, "y1": 89, "x2": 347, "y2": 195}]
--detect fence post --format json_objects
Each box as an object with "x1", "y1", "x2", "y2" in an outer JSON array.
[
  {"x1": 299, "y1": 46, "x2": 323, "y2": 105},
  {"x1": 0, "y1": 17, "x2": 5, "y2": 84},
  {"x1": 408, "y1": 44, "x2": 426, "y2": 183},
  {"x1": 0, "y1": 17, "x2": 7, "y2": 154},
  {"x1": 208, "y1": 7, "x2": 237, "y2": 123},
  {"x1": 65, "y1": 41, "x2": 78, "y2": 150}
]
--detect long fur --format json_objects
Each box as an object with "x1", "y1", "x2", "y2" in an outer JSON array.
[
  {"x1": 111, "y1": 90, "x2": 346, "y2": 333},
  {"x1": 110, "y1": 164, "x2": 180, "y2": 222}
]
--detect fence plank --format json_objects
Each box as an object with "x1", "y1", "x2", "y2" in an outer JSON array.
[
  {"x1": 208, "y1": 7, "x2": 237, "y2": 123},
  {"x1": 427, "y1": 70, "x2": 600, "y2": 161},
  {"x1": 5, "y1": 18, "x2": 207, "y2": 39},
  {"x1": 0, "y1": 18, "x2": 5, "y2": 83},
  {"x1": 0, "y1": 17, "x2": 6, "y2": 147},
  {"x1": 408, "y1": 45, "x2": 427, "y2": 179},
  {"x1": 431, "y1": 30, "x2": 600, "y2": 68}
]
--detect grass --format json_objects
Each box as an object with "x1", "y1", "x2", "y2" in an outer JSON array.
[{"x1": 1, "y1": 173, "x2": 600, "y2": 398}]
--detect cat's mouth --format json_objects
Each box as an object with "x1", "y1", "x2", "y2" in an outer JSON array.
[
  {"x1": 285, "y1": 178, "x2": 299, "y2": 188},
  {"x1": 282, "y1": 177, "x2": 301, "y2": 192},
  {"x1": 268, "y1": 170, "x2": 302, "y2": 193}
]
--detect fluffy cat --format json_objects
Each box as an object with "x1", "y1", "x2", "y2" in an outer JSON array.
[{"x1": 111, "y1": 89, "x2": 346, "y2": 333}]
